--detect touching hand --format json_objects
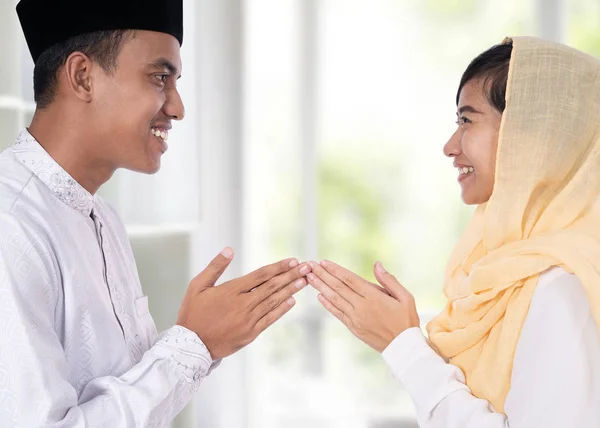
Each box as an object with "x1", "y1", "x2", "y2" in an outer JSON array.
[
  {"x1": 307, "y1": 260, "x2": 419, "y2": 352},
  {"x1": 177, "y1": 248, "x2": 312, "y2": 359}
]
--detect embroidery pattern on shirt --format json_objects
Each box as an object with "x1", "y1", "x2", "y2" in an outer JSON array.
[{"x1": 13, "y1": 130, "x2": 95, "y2": 216}]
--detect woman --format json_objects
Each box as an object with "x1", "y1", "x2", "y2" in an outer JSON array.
[{"x1": 308, "y1": 36, "x2": 600, "y2": 427}]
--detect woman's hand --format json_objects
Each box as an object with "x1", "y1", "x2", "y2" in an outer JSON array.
[{"x1": 307, "y1": 260, "x2": 420, "y2": 353}]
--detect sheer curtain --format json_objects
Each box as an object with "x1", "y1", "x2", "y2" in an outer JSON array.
[{"x1": 241, "y1": 1, "x2": 568, "y2": 427}]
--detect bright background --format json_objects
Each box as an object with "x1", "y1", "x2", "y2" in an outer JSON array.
[{"x1": 1, "y1": 0, "x2": 599, "y2": 427}]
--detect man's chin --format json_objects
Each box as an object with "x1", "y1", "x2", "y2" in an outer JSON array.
[
  {"x1": 143, "y1": 163, "x2": 162, "y2": 175},
  {"x1": 126, "y1": 160, "x2": 162, "y2": 175}
]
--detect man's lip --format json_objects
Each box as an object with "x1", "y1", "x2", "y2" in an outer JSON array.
[{"x1": 157, "y1": 137, "x2": 168, "y2": 153}]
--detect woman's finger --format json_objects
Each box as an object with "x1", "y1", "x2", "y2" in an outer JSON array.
[
  {"x1": 365, "y1": 281, "x2": 391, "y2": 295},
  {"x1": 317, "y1": 260, "x2": 370, "y2": 297},
  {"x1": 317, "y1": 294, "x2": 352, "y2": 329},
  {"x1": 307, "y1": 271, "x2": 355, "y2": 313},
  {"x1": 373, "y1": 261, "x2": 412, "y2": 300},
  {"x1": 308, "y1": 262, "x2": 362, "y2": 303}
]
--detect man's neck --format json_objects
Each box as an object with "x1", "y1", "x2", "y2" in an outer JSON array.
[{"x1": 27, "y1": 108, "x2": 116, "y2": 195}]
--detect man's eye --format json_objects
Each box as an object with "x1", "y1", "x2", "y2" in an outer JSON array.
[{"x1": 156, "y1": 74, "x2": 169, "y2": 84}]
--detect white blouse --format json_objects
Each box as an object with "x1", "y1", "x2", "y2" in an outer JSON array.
[
  {"x1": 383, "y1": 266, "x2": 600, "y2": 427},
  {"x1": 0, "y1": 130, "x2": 216, "y2": 427}
]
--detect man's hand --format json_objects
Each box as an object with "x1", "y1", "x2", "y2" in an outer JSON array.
[{"x1": 177, "y1": 248, "x2": 311, "y2": 359}]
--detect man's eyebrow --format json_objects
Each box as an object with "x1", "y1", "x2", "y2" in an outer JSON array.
[
  {"x1": 148, "y1": 58, "x2": 181, "y2": 79},
  {"x1": 457, "y1": 105, "x2": 484, "y2": 115}
]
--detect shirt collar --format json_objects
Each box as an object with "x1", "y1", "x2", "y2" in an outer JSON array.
[{"x1": 13, "y1": 129, "x2": 95, "y2": 217}]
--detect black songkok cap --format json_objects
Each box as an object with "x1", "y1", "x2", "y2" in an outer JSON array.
[{"x1": 16, "y1": 0, "x2": 184, "y2": 64}]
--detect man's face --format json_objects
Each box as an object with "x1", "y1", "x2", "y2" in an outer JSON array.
[{"x1": 90, "y1": 30, "x2": 184, "y2": 174}]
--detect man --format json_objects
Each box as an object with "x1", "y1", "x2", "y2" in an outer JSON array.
[{"x1": 0, "y1": 0, "x2": 311, "y2": 426}]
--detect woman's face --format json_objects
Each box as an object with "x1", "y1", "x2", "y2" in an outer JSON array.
[{"x1": 443, "y1": 78, "x2": 502, "y2": 205}]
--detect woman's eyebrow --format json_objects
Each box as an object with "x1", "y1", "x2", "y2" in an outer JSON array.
[{"x1": 457, "y1": 105, "x2": 484, "y2": 115}]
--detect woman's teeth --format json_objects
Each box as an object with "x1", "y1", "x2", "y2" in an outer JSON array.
[
  {"x1": 152, "y1": 128, "x2": 169, "y2": 141},
  {"x1": 458, "y1": 166, "x2": 474, "y2": 175}
]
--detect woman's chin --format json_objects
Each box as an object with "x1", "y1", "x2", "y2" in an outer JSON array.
[{"x1": 461, "y1": 189, "x2": 491, "y2": 206}]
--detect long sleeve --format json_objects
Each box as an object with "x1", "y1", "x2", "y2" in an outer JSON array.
[
  {"x1": 0, "y1": 214, "x2": 213, "y2": 427},
  {"x1": 382, "y1": 267, "x2": 600, "y2": 428}
]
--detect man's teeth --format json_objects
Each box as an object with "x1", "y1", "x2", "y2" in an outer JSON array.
[
  {"x1": 458, "y1": 166, "x2": 475, "y2": 175},
  {"x1": 152, "y1": 128, "x2": 169, "y2": 141}
]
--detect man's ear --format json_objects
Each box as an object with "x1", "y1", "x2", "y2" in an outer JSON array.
[{"x1": 62, "y1": 52, "x2": 95, "y2": 103}]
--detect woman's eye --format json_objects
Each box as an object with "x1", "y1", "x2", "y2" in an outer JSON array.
[{"x1": 456, "y1": 116, "x2": 472, "y2": 125}]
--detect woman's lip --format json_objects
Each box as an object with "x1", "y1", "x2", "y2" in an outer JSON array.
[{"x1": 458, "y1": 172, "x2": 473, "y2": 182}]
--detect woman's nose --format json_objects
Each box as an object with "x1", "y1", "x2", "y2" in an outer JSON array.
[{"x1": 443, "y1": 129, "x2": 461, "y2": 157}]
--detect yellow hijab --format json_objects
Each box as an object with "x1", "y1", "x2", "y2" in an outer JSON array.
[{"x1": 427, "y1": 36, "x2": 600, "y2": 413}]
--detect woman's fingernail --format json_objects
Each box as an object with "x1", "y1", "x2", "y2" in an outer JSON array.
[
  {"x1": 307, "y1": 273, "x2": 316, "y2": 281},
  {"x1": 320, "y1": 260, "x2": 328, "y2": 267},
  {"x1": 295, "y1": 279, "x2": 306, "y2": 289},
  {"x1": 299, "y1": 265, "x2": 311, "y2": 275},
  {"x1": 289, "y1": 259, "x2": 299, "y2": 268},
  {"x1": 376, "y1": 261, "x2": 386, "y2": 274}
]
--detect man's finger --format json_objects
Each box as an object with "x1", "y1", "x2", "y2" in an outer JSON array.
[
  {"x1": 191, "y1": 247, "x2": 234, "y2": 293},
  {"x1": 237, "y1": 258, "x2": 299, "y2": 292},
  {"x1": 253, "y1": 296, "x2": 296, "y2": 334},
  {"x1": 252, "y1": 277, "x2": 307, "y2": 319},
  {"x1": 251, "y1": 263, "x2": 311, "y2": 301},
  {"x1": 307, "y1": 271, "x2": 355, "y2": 313}
]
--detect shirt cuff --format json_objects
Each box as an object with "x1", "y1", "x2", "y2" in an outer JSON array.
[
  {"x1": 382, "y1": 327, "x2": 437, "y2": 378},
  {"x1": 153, "y1": 325, "x2": 214, "y2": 386},
  {"x1": 382, "y1": 327, "x2": 470, "y2": 418}
]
